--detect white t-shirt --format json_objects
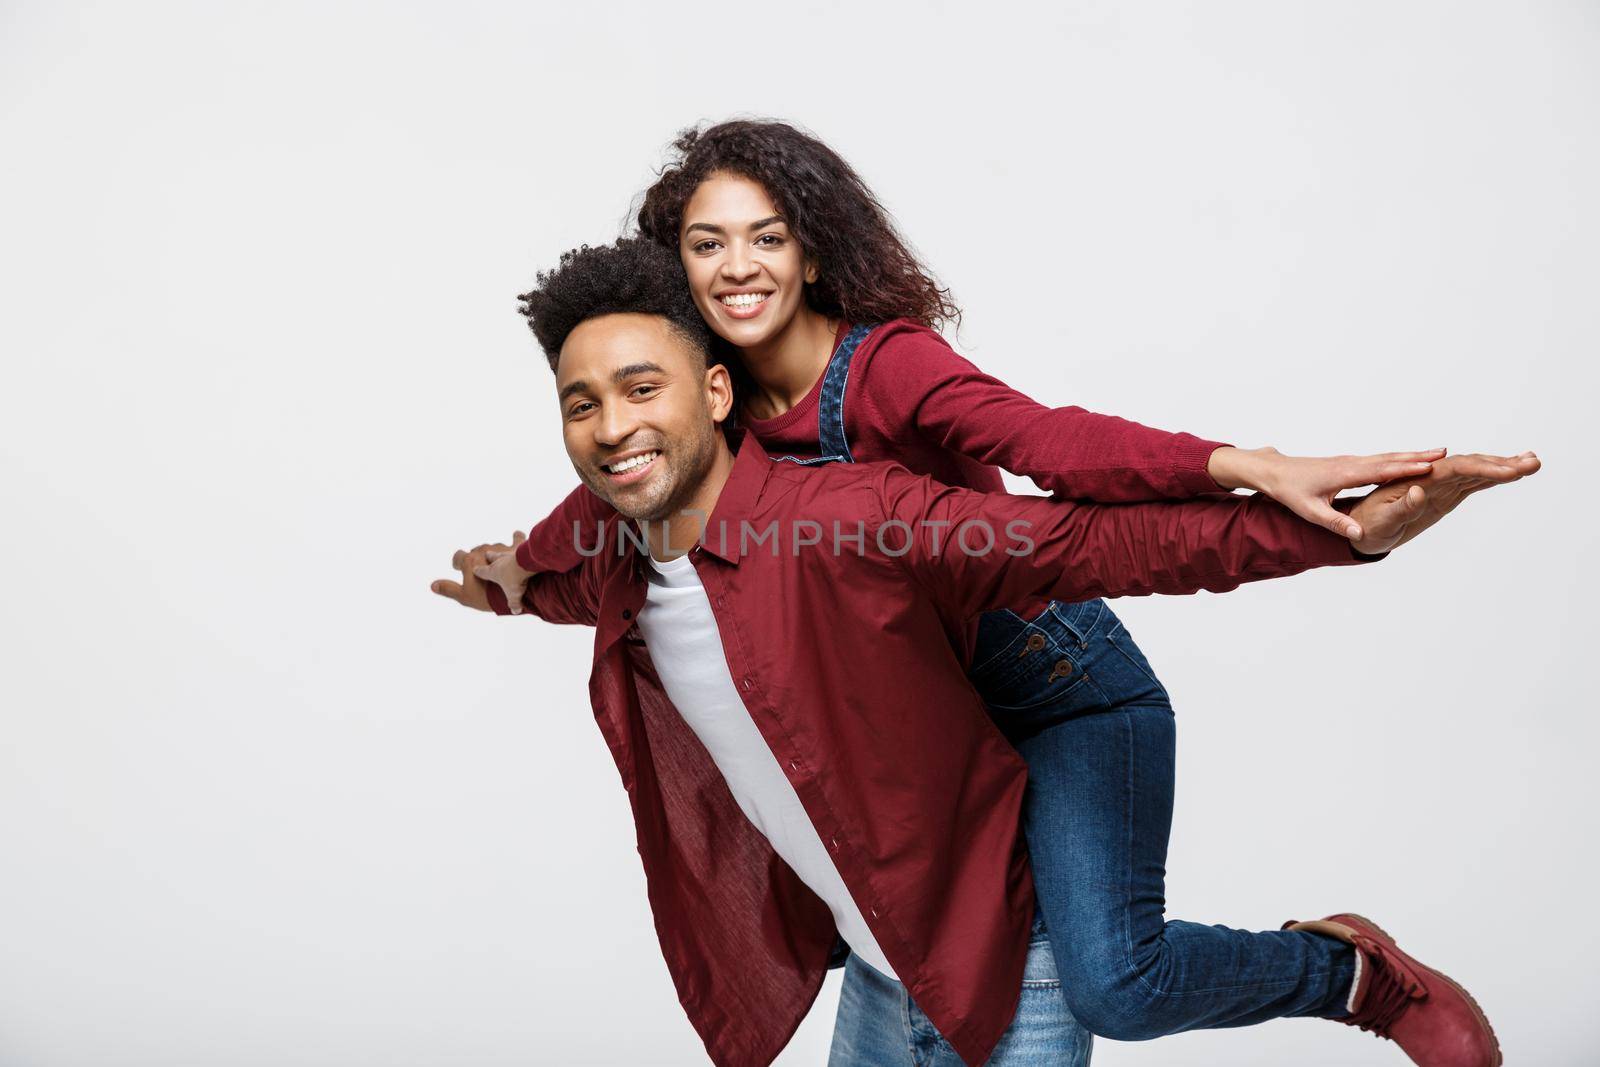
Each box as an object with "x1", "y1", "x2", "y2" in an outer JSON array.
[{"x1": 635, "y1": 550, "x2": 897, "y2": 980}]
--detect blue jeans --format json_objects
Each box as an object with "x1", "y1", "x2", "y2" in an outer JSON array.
[
  {"x1": 828, "y1": 910, "x2": 1094, "y2": 1066},
  {"x1": 970, "y1": 599, "x2": 1357, "y2": 1040}
]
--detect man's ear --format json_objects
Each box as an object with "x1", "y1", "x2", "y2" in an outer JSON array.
[{"x1": 705, "y1": 361, "x2": 735, "y2": 425}]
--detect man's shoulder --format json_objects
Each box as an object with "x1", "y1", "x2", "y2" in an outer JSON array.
[{"x1": 760, "y1": 456, "x2": 944, "y2": 517}]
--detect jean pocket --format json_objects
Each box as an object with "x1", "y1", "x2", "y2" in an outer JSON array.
[
  {"x1": 970, "y1": 605, "x2": 1092, "y2": 712},
  {"x1": 1022, "y1": 935, "x2": 1063, "y2": 988}
]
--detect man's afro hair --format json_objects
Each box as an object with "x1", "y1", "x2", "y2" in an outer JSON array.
[{"x1": 517, "y1": 237, "x2": 713, "y2": 371}]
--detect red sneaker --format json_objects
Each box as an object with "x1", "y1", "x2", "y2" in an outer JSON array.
[{"x1": 1282, "y1": 913, "x2": 1500, "y2": 1067}]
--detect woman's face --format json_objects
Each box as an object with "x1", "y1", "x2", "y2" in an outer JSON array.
[{"x1": 678, "y1": 173, "x2": 818, "y2": 349}]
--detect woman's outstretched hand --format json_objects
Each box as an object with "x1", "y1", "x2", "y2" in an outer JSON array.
[{"x1": 1208, "y1": 445, "x2": 1450, "y2": 541}]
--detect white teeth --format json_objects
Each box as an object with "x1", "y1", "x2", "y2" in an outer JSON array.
[
  {"x1": 720, "y1": 292, "x2": 769, "y2": 308},
  {"x1": 607, "y1": 451, "x2": 659, "y2": 474}
]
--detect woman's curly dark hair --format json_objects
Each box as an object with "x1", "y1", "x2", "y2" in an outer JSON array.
[
  {"x1": 635, "y1": 119, "x2": 961, "y2": 330},
  {"x1": 517, "y1": 237, "x2": 713, "y2": 372}
]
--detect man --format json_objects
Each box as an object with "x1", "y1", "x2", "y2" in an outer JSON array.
[{"x1": 432, "y1": 239, "x2": 1529, "y2": 1066}]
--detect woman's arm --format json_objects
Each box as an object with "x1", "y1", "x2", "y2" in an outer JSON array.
[
  {"x1": 857, "y1": 323, "x2": 1442, "y2": 538},
  {"x1": 857, "y1": 323, "x2": 1231, "y2": 500}
]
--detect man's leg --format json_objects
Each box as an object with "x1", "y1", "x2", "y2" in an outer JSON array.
[
  {"x1": 828, "y1": 916, "x2": 1094, "y2": 1067},
  {"x1": 827, "y1": 952, "x2": 913, "y2": 1066}
]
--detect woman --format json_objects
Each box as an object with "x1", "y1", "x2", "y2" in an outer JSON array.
[{"x1": 503, "y1": 120, "x2": 1504, "y2": 1064}]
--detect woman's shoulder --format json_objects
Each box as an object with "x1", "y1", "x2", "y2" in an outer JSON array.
[
  {"x1": 853, "y1": 318, "x2": 985, "y2": 398},
  {"x1": 861, "y1": 317, "x2": 954, "y2": 353}
]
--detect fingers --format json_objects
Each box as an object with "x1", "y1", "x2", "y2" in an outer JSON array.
[
  {"x1": 1379, "y1": 448, "x2": 1448, "y2": 461},
  {"x1": 474, "y1": 556, "x2": 523, "y2": 614},
  {"x1": 431, "y1": 578, "x2": 465, "y2": 603},
  {"x1": 1435, "y1": 453, "x2": 1539, "y2": 483},
  {"x1": 513, "y1": 530, "x2": 527, "y2": 545},
  {"x1": 1360, "y1": 484, "x2": 1427, "y2": 540},
  {"x1": 1346, "y1": 458, "x2": 1436, "y2": 487},
  {"x1": 1300, "y1": 498, "x2": 1364, "y2": 541}
]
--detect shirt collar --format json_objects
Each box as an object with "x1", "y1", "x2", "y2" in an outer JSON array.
[
  {"x1": 696, "y1": 428, "x2": 774, "y2": 566},
  {"x1": 603, "y1": 427, "x2": 774, "y2": 583}
]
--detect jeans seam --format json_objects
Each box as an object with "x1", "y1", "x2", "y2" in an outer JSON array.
[
  {"x1": 1104, "y1": 623, "x2": 1170, "y2": 698},
  {"x1": 1048, "y1": 597, "x2": 1100, "y2": 644}
]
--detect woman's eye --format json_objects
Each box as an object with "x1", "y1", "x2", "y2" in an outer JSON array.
[
  {"x1": 757, "y1": 234, "x2": 783, "y2": 247},
  {"x1": 692, "y1": 240, "x2": 720, "y2": 254}
]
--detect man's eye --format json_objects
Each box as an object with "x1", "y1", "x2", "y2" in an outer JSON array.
[
  {"x1": 630, "y1": 384, "x2": 659, "y2": 398},
  {"x1": 568, "y1": 402, "x2": 594, "y2": 418}
]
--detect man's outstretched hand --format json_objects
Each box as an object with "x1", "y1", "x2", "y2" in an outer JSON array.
[
  {"x1": 431, "y1": 531, "x2": 532, "y2": 613},
  {"x1": 1345, "y1": 451, "x2": 1541, "y2": 556}
]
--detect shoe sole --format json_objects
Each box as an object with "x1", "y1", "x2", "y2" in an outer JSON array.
[{"x1": 1342, "y1": 912, "x2": 1503, "y2": 1067}]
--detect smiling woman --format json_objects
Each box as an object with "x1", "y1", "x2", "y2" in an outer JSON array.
[{"x1": 488, "y1": 118, "x2": 1534, "y2": 1067}]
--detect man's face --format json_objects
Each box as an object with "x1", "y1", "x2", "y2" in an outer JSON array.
[{"x1": 555, "y1": 313, "x2": 732, "y2": 522}]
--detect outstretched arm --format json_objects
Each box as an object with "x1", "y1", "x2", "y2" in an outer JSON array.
[
  {"x1": 877, "y1": 449, "x2": 1538, "y2": 621},
  {"x1": 860, "y1": 324, "x2": 1448, "y2": 539},
  {"x1": 454, "y1": 485, "x2": 621, "y2": 614},
  {"x1": 430, "y1": 533, "x2": 601, "y2": 626}
]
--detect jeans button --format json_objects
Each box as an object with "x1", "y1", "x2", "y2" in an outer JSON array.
[
  {"x1": 1049, "y1": 657, "x2": 1073, "y2": 682},
  {"x1": 1020, "y1": 633, "x2": 1047, "y2": 656}
]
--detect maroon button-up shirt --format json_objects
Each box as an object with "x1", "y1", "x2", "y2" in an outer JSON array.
[{"x1": 488, "y1": 431, "x2": 1369, "y2": 1066}]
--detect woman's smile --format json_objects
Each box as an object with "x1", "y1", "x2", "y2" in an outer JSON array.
[{"x1": 716, "y1": 287, "x2": 774, "y2": 320}]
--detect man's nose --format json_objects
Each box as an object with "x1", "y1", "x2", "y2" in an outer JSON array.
[{"x1": 593, "y1": 402, "x2": 639, "y2": 447}]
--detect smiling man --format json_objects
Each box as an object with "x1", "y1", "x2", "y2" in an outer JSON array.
[{"x1": 432, "y1": 239, "x2": 1521, "y2": 1067}]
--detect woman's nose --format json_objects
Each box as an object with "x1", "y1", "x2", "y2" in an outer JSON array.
[{"x1": 720, "y1": 246, "x2": 757, "y2": 280}]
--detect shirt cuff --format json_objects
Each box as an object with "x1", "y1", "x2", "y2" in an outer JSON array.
[
  {"x1": 484, "y1": 582, "x2": 515, "y2": 616},
  {"x1": 1172, "y1": 434, "x2": 1234, "y2": 496}
]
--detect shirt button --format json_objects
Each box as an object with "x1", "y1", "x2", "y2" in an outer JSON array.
[
  {"x1": 741, "y1": 678, "x2": 753, "y2": 691},
  {"x1": 621, "y1": 609, "x2": 632, "y2": 620},
  {"x1": 715, "y1": 596, "x2": 726, "y2": 609},
  {"x1": 830, "y1": 838, "x2": 839, "y2": 850}
]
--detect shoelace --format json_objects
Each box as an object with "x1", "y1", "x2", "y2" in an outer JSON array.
[{"x1": 1345, "y1": 933, "x2": 1430, "y2": 1038}]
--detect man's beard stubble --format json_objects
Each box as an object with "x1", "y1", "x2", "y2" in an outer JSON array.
[{"x1": 577, "y1": 415, "x2": 721, "y2": 525}]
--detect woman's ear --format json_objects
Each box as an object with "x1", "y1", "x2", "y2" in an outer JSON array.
[{"x1": 803, "y1": 258, "x2": 820, "y2": 285}]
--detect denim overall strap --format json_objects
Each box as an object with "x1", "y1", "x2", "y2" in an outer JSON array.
[{"x1": 771, "y1": 323, "x2": 876, "y2": 467}]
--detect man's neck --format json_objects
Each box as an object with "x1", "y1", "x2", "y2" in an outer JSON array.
[
  {"x1": 645, "y1": 441, "x2": 738, "y2": 562},
  {"x1": 739, "y1": 307, "x2": 838, "y2": 419}
]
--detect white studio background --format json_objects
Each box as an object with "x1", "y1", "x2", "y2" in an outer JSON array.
[{"x1": 2, "y1": 2, "x2": 1594, "y2": 1064}]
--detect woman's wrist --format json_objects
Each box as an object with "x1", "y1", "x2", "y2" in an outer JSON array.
[{"x1": 1206, "y1": 445, "x2": 1279, "y2": 493}]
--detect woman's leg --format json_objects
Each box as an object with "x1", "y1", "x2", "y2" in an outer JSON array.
[{"x1": 972, "y1": 601, "x2": 1357, "y2": 1042}]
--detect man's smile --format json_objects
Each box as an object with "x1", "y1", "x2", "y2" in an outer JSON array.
[{"x1": 601, "y1": 448, "x2": 662, "y2": 485}]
